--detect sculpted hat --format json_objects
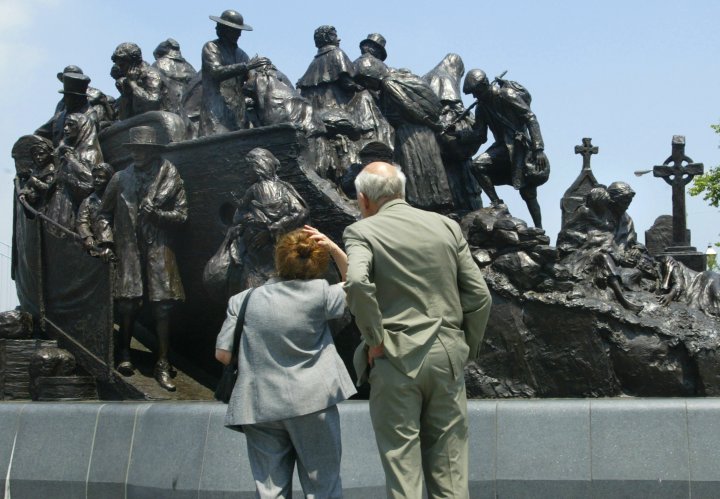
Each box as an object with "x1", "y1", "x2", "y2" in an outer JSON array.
[
  {"x1": 57, "y1": 65, "x2": 83, "y2": 82},
  {"x1": 360, "y1": 33, "x2": 387, "y2": 61},
  {"x1": 123, "y1": 126, "x2": 166, "y2": 150},
  {"x1": 210, "y1": 10, "x2": 253, "y2": 31},
  {"x1": 359, "y1": 141, "x2": 393, "y2": 165},
  {"x1": 58, "y1": 72, "x2": 91, "y2": 96},
  {"x1": 463, "y1": 69, "x2": 489, "y2": 94}
]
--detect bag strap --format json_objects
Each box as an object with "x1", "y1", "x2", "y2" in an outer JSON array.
[{"x1": 230, "y1": 288, "x2": 255, "y2": 368}]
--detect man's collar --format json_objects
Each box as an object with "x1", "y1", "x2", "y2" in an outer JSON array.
[
  {"x1": 377, "y1": 198, "x2": 406, "y2": 214},
  {"x1": 315, "y1": 45, "x2": 337, "y2": 57}
]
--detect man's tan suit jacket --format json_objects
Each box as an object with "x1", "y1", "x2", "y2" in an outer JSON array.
[{"x1": 343, "y1": 199, "x2": 492, "y2": 383}]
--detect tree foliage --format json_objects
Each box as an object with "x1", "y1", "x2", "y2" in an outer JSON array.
[{"x1": 689, "y1": 124, "x2": 720, "y2": 207}]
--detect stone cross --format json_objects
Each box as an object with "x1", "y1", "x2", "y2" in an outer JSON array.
[
  {"x1": 574, "y1": 137, "x2": 598, "y2": 170},
  {"x1": 652, "y1": 135, "x2": 704, "y2": 246}
]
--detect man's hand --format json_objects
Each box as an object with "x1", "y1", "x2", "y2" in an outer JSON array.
[
  {"x1": 626, "y1": 247, "x2": 642, "y2": 261},
  {"x1": 368, "y1": 342, "x2": 384, "y2": 367},
  {"x1": 227, "y1": 224, "x2": 244, "y2": 240},
  {"x1": 139, "y1": 199, "x2": 155, "y2": 217},
  {"x1": 534, "y1": 150, "x2": 548, "y2": 171},
  {"x1": 99, "y1": 248, "x2": 117, "y2": 263},
  {"x1": 443, "y1": 123, "x2": 458, "y2": 136},
  {"x1": 657, "y1": 292, "x2": 673, "y2": 307},
  {"x1": 248, "y1": 57, "x2": 272, "y2": 70},
  {"x1": 83, "y1": 237, "x2": 96, "y2": 251}
]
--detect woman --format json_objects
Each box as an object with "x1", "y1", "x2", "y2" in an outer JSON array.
[
  {"x1": 215, "y1": 226, "x2": 354, "y2": 498},
  {"x1": 45, "y1": 113, "x2": 103, "y2": 237}
]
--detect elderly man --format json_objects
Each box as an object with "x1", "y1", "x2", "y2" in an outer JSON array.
[
  {"x1": 199, "y1": 10, "x2": 270, "y2": 136},
  {"x1": 111, "y1": 42, "x2": 169, "y2": 119},
  {"x1": 343, "y1": 162, "x2": 492, "y2": 498}
]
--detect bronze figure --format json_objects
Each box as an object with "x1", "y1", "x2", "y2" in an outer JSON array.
[
  {"x1": 460, "y1": 69, "x2": 549, "y2": 227},
  {"x1": 98, "y1": 126, "x2": 187, "y2": 391},
  {"x1": 199, "y1": 10, "x2": 270, "y2": 136}
]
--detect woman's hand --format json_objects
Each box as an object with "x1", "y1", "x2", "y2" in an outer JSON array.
[
  {"x1": 215, "y1": 349, "x2": 232, "y2": 365},
  {"x1": 303, "y1": 225, "x2": 334, "y2": 250},
  {"x1": 303, "y1": 225, "x2": 348, "y2": 281}
]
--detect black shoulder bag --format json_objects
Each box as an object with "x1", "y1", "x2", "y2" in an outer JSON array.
[{"x1": 215, "y1": 288, "x2": 255, "y2": 403}]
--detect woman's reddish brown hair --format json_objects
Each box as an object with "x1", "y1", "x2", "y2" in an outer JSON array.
[{"x1": 275, "y1": 229, "x2": 329, "y2": 280}]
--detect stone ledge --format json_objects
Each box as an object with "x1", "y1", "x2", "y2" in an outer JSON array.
[{"x1": 0, "y1": 399, "x2": 718, "y2": 498}]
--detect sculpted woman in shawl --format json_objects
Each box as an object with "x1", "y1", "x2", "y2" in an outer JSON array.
[
  {"x1": 232, "y1": 149, "x2": 309, "y2": 285},
  {"x1": 45, "y1": 112, "x2": 103, "y2": 236},
  {"x1": 354, "y1": 56, "x2": 453, "y2": 212},
  {"x1": 424, "y1": 53, "x2": 482, "y2": 212}
]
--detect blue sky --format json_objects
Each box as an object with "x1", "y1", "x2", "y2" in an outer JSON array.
[{"x1": 1, "y1": 0, "x2": 719, "y2": 307}]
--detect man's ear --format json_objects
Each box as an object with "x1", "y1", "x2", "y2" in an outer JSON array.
[{"x1": 358, "y1": 192, "x2": 370, "y2": 211}]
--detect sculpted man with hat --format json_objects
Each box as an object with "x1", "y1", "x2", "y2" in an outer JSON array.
[
  {"x1": 53, "y1": 66, "x2": 116, "y2": 126},
  {"x1": 357, "y1": 33, "x2": 388, "y2": 64},
  {"x1": 98, "y1": 126, "x2": 188, "y2": 391},
  {"x1": 35, "y1": 72, "x2": 99, "y2": 147},
  {"x1": 199, "y1": 10, "x2": 271, "y2": 136}
]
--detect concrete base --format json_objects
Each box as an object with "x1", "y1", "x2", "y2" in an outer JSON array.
[{"x1": 1, "y1": 399, "x2": 719, "y2": 498}]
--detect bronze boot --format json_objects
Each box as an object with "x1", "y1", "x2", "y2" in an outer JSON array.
[{"x1": 154, "y1": 360, "x2": 176, "y2": 392}]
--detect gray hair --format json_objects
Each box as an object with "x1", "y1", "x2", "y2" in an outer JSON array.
[{"x1": 354, "y1": 164, "x2": 406, "y2": 203}]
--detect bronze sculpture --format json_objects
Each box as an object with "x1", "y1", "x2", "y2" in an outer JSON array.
[
  {"x1": 45, "y1": 113, "x2": 103, "y2": 238},
  {"x1": 357, "y1": 33, "x2": 387, "y2": 63},
  {"x1": 297, "y1": 25, "x2": 359, "y2": 112},
  {"x1": 227, "y1": 148, "x2": 308, "y2": 290},
  {"x1": 297, "y1": 26, "x2": 365, "y2": 181},
  {"x1": 5, "y1": 9, "x2": 720, "y2": 402},
  {"x1": 426, "y1": 54, "x2": 482, "y2": 213},
  {"x1": 76, "y1": 162, "x2": 114, "y2": 258},
  {"x1": 244, "y1": 64, "x2": 337, "y2": 179},
  {"x1": 355, "y1": 56, "x2": 453, "y2": 212},
  {"x1": 98, "y1": 126, "x2": 187, "y2": 391},
  {"x1": 658, "y1": 255, "x2": 720, "y2": 315},
  {"x1": 35, "y1": 72, "x2": 99, "y2": 147},
  {"x1": 152, "y1": 38, "x2": 197, "y2": 118},
  {"x1": 51, "y1": 66, "x2": 115, "y2": 129},
  {"x1": 557, "y1": 183, "x2": 652, "y2": 312},
  {"x1": 111, "y1": 43, "x2": 168, "y2": 120},
  {"x1": 199, "y1": 10, "x2": 270, "y2": 136},
  {"x1": 459, "y1": 69, "x2": 549, "y2": 228},
  {"x1": 11, "y1": 135, "x2": 56, "y2": 210}
]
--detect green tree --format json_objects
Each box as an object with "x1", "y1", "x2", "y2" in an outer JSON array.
[
  {"x1": 689, "y1": 124, "x2": 720, "y2": 207},
  {"x1": 689, "y1": 124, "x2": 720, "y2": 269}
]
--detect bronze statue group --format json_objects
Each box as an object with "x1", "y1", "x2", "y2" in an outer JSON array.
[{"x1": 10, "y1": 8, "x2": 720, "y2": 498}]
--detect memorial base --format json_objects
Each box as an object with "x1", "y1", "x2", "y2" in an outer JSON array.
[{"x1": 0, "y1": 399, "x2": 718, "y2": 498}]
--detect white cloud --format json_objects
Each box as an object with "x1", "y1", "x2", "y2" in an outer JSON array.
[
  {"x1": 0, "y1": 0, "x2": 63, "y2": 32},
  {"x1": 0, "y1": 0, "x2": 33, "y2": 32},
  {"x1": 0, "y1": 0, "x2": 65, "y2": 77}
]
